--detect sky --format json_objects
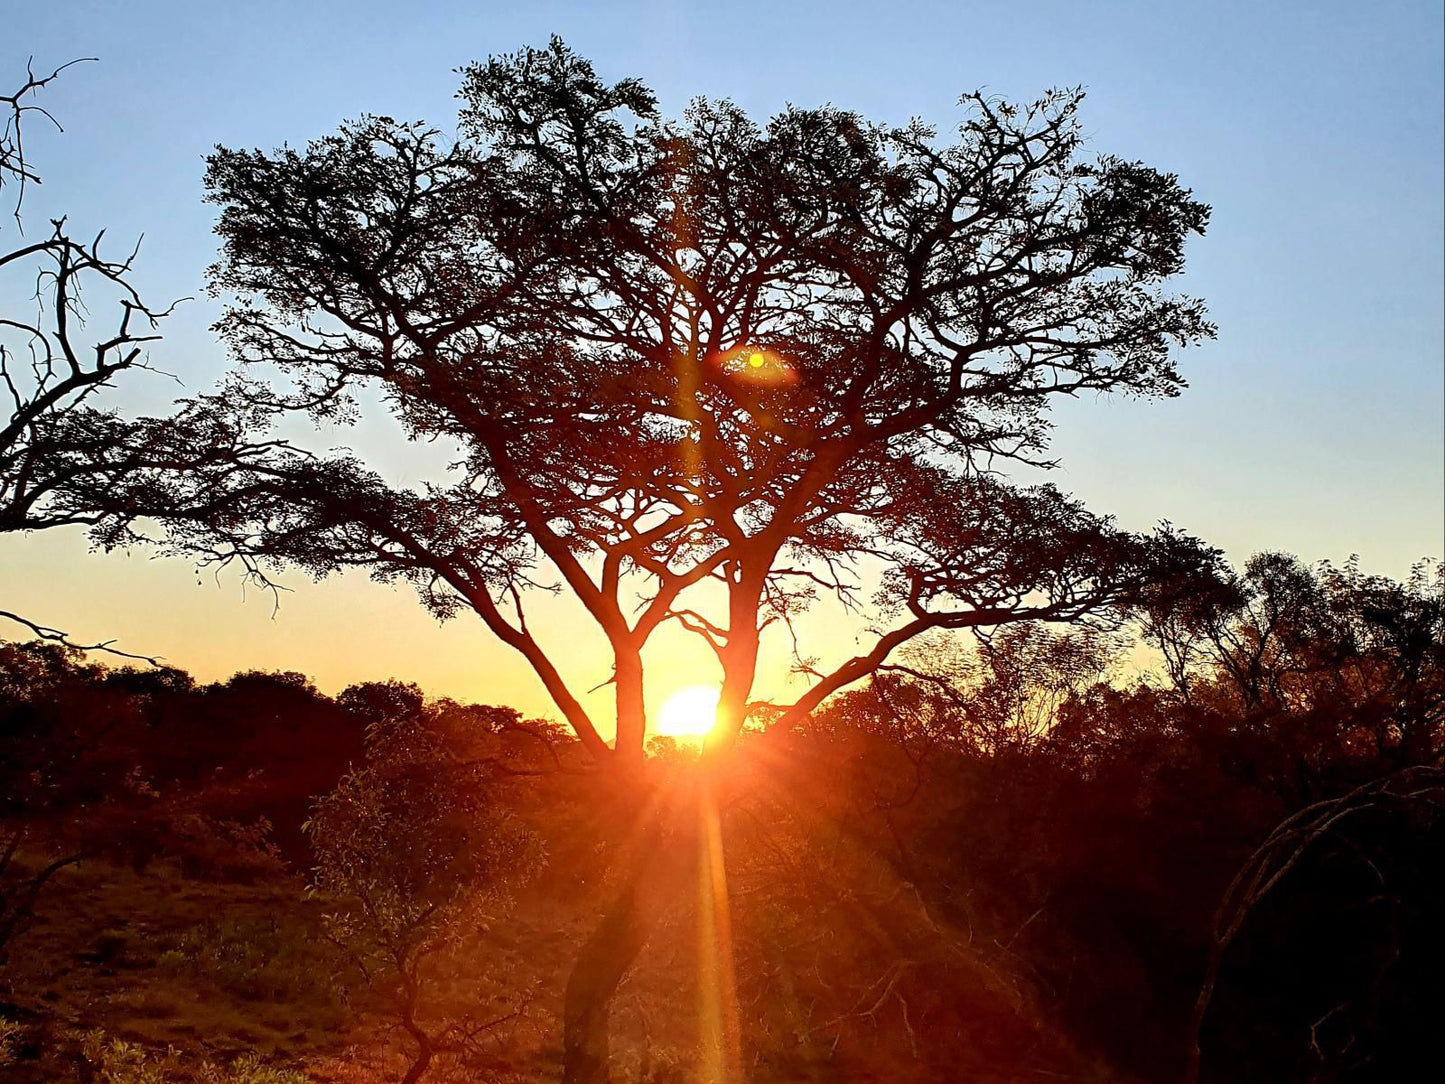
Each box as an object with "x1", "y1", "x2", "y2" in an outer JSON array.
[{"x1": 2, "y1": 1, "x2": 1442, "y2": 726}]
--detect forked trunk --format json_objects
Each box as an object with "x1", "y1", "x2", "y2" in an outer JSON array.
[{"x1": 561, "y1": 874, "x2": 651, "y2": 1084}]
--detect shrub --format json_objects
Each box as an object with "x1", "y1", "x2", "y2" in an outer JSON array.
[
  {"x1": 151, "y1": 814, "x2": 286, "y2": 883},
  {"x1": 306, "y1": 712, "x2": 540, "y2": 1082},
  {"x1": 0, "y1": 1016, "x2": 23, "y2": 1068}
]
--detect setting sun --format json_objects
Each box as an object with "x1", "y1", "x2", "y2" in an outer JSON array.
[{"x1": 656, "y1": 685, "x2": 721, "y2": 740}]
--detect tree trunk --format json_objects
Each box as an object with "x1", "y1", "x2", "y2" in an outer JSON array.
[
  {"x1": 561, "y1": 870, "x2": 651, "y2": 1084},
  {"x1": 560, "y1": 772, "x2": 667, "y2": 1084},
  {"x1": 398, "y1": 978, "x2": 434, "y2": 1084},
  {"x1": 399, "y1": 1038, "x2": 433, "y2": 1084}
]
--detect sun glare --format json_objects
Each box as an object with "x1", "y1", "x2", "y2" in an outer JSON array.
[{"x1": 656, "y1": 685, "x2": 721, "y2": 740}]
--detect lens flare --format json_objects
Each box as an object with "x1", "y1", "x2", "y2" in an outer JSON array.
[
  {"x1": 697, "y1": 779, "x2": 741, "y2": 1083},
  {"x1": 718, "y1": 345, "x2": 798, "y2": 387}
]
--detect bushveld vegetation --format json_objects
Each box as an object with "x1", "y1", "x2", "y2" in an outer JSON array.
[
  {"x1": 1, "y1": 551, "x2": 1441, "y2": 1082},
  {"x1": 69, "y1": 41, "x2": 1222, "y2": 1079}
]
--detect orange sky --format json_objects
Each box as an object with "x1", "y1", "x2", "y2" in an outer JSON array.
[{"x1": 1, "y1": 528, "x2": 877, "y2": 738}]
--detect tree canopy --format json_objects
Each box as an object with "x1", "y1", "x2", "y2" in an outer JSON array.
[{"x1": 95, "y1": 38, "x2": 1217, "y2": 763}]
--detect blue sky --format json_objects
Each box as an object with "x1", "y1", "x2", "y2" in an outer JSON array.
[{"x1": 2, "y1": 1, "x2": 1441, "y2": 705}]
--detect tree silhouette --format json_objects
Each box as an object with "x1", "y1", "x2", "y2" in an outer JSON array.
[
  {"x1": 0, "y1": 59, "x2": 174, "y2": 660},
  {"x1": 94, "y1": 39, "x2": 1219, "y2": 1081},
  {"x1": 1145, "y1": 553, "x2": 1445, "y2": 795}
]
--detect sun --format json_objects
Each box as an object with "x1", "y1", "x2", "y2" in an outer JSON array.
[{"x1": 655, "y1": 685, "x2": 721, "y2": 740}]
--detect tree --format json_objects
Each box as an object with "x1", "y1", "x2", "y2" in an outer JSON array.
[
  {"x1": 94, "y1": 39, "x2": 1217, "y2": 1081},
  {"x1": 1144, "y1": 552, "x2": 1445, "y2": 795},
  {"x1": 0, "y1": 59, "x2": 173, "y2": 659},
  {"x1": 306, "y1": 703, "x2": 537, "y2": 1084}
]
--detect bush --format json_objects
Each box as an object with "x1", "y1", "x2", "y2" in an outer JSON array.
[
  {"x1": 149, "y1": 814, "x2": 286, "y2": 884},
  {"x1": 306, "y1": 710, "x2": 540, "y2": 1082},
  {"x1": 0, "y1": 1016, "x2": 23, "y2": 1068}
]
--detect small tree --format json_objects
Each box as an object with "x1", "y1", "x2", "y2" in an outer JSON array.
[
  {"x1": 96, "y1": 39, "x2": 1218, "y2": 1080},
  {"x1": 306, "y1": 704, "x2": 536, "y2": 1084}
]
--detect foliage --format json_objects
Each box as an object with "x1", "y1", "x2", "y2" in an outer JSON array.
[
  {"x1": 165, "y1": 913, "x2": 351, "y2": 1006},
  {"x1": 307, "y1": 713, "x2": 537, "y2": 969},
  {"x1": 58, "y1": 40, "x2": 1225, "y2": 1078},
  {"x1": 0, "y1": 552, "x2": 1437, "y2": 1081},
  {"x1": 0, "y1": 1014, "x2": 21, "y2": 1067},
  {"x1": 88, "y1": 37, "x2": 1218, "y2": 767},
  {"x1": 1143, "y1": 553, "x2": 1445, "y2": 797},
  {"x1": 820, "y1": 622, "x2": 1122, "y2": 757},
  {"x1": 0, "y1": 646, "x2": 518, "y2": 966},
  {"x1": 0, "y1": 637, "x2": 546, "y2": 861},
  {"x1": 306, "y1": 702, "x2": 541, "y2": 1082},
  {"x1": 3, "y1": 38, "x2": 1431, "y2": 1084},
  {"x1": 145, "y1": 814, "x2": 285, "y2": 883},
  {"x1": 0, "y1": 641, "x2": 132, "y2": 961},
  {"x1": 790, "y1": 553, "x2": 1444, "y2": 1080}
]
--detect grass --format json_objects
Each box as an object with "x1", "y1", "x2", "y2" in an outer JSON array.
[
  {"x1": 0, "y1": 857, "x2": 351, "y2": 1081},
  {"x1": 0, "y1": 830, "x2": 1112, "y2": 1083}
]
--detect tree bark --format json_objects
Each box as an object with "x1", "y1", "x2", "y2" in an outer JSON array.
[
  {"x1": 560, "y1": 773, "x2": 666, "y2": 1084},
  {"x1": 561, "y1": 866, "x2": 652, "y2": 1084}
]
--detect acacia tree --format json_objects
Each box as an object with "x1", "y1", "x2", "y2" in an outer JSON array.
[
  {"x1": 0, "y1": 59, "x2": 172, "y2": 657},
  {"x1": 93, "y1": 40, "x2": 1216, "y2": 1081}
]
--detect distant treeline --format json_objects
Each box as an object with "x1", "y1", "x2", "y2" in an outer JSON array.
[{"x1": 0, "y1": 653, "x2": 557, "y2": 873}]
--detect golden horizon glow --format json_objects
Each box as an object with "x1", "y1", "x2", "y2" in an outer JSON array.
[{"x1": 656, "y1": 684, "x2": 721, "y2": 740}]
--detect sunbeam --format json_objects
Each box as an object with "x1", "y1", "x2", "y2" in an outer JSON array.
[{"x1": 697, "y1": 775, "x2": 741, "y2": 1084}]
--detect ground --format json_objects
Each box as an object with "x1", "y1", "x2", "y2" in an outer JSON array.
[{"x1": 0, "y1": 840, "x2": 1115, "y2": 1083}]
